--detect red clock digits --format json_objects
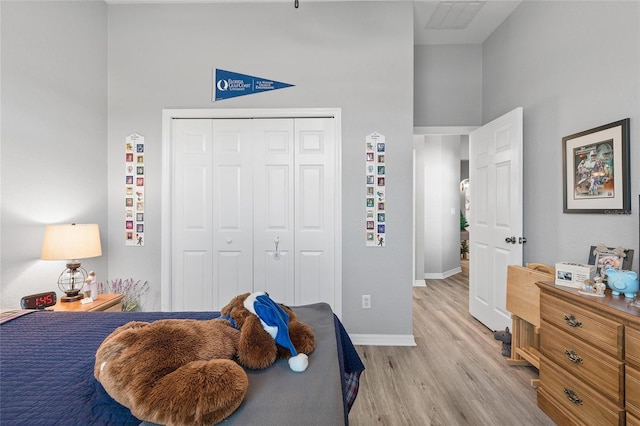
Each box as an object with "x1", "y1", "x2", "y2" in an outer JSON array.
[{"x1": 36, "y1": 294, "x2": 53, "y2": 306}]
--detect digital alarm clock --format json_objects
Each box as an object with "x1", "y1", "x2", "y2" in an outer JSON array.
[{"x1": 20, "y1": 291, "x2": 57, "y2": 309}]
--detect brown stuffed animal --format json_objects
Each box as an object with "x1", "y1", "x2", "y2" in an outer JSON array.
[{"x1": 94, "y1": 292, "x2": 315, "y2": 425}]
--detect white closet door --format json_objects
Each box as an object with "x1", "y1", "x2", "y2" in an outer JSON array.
[
  {"x1": 253, "y1": 119, "x2": 295, "y2": 304},
  {"x1": 210, "y1": 120, "x2": 255, "y2": 307},
  {"x1": 295, "y1": 118, "x2": 336, "y2": 306},
  {"x1": 171, "y1": 116, "x2": 337, "y2": 311}
]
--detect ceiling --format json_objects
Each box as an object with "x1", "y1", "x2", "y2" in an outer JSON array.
[{"x1": 105, "y1": 0, "x2": 522, "y2": 45}]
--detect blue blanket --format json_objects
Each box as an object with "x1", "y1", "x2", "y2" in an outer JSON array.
[{"x1": 0, "y1": 306, "x2": 363, "y2": 425}]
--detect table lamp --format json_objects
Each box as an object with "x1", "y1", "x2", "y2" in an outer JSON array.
[{"x1": 40, "y1": 223, "x2": 102, "y2": 302}]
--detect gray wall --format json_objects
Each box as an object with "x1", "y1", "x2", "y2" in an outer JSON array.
[
  {"x1": 105, "y1": 2, "x2": 415, "y2": 336},
  {"x1": 483, "y1": 1, "x2": 640, "y2": 272},
  {"x1": 1, "y1": 1, "x2": 108, "y2": 307},
  {"x1": 1, "y1": 1, "x2": 415, "y2": 338},
  {"x1": 414, "y1": 44, "x2": 483, "y2": 127},
  {"x1": 420, "y1": 135, "x2": 461, "y2": 277}
]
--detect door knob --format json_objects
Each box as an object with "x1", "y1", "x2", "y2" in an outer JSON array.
[
  {"x1": 505, "y1": 236, "x2": 516, "y2": 244},
  {"x1": 273, "y1": 237, "x2": 280, "y2": 260}
]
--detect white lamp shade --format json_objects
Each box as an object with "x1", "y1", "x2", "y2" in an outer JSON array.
[{"x1": 40, "y1": 224, "x2": 102, "y2": 261}]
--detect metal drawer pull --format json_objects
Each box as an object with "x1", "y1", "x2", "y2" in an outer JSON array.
[
  {"x1": 563, "y1": 388, "x2": 583, "y2": 404},
  {"x1": 563, "y1": 314, "x2": 582, "y2": 327},
  {"x1": 564, "y1": 349, "x2": 583, "y2": 364}
]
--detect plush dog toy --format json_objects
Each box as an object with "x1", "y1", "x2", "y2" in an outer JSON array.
[
  {"x1": 493, "y1": 327, "x2": 512, "y2": 357},
  {"x1": 94, "y1": 292, "x2": 315, "y2": 425}
]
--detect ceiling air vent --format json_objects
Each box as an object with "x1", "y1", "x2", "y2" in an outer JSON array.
[{"x1": 426, "y1": 1, "x2": 485, "y2": 30}]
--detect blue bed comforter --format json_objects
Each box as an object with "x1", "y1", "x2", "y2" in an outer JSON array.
[{"x1": 0, "y1": 307, "x2": 363, "y2": 425}]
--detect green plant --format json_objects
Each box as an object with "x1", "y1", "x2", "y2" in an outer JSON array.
[
  {"x1": 460, "y1": 240, "x2": 469, "y2": 258},
  {"x1": 97, "y1": 278, "x2": 149, "y2": 311},
  {"x1": 460, "y1": 210, "x2": 469, "y2": 231}
]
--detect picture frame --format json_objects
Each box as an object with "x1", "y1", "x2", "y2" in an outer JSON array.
[
  {"x1": 587, "y1": 245, "x2": 634, "y2": 277},
  {"x1": 563, "y1": 118, "x2": 630, "y2": 213}
]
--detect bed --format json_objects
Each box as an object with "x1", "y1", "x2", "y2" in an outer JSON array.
[{"x1": 0, "y1": 302, "x2": 364, "y2": 425}]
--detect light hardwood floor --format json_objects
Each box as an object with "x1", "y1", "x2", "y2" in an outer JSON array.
[{"x1": 348, "y1": 261, "x2": 555, "y2": 425}]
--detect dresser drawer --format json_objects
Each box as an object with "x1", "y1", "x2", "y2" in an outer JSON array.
[
  {"x1": 539, "y1": 355, "x2": 624, "y2": 426},
  {"x1": 627, "y1": 326, "x2": 640, "y2": 368},
  {"x1": 540, "y1": 292, "x2": 623, "y2": 358},
  {"x1": 627, "y1": 365, "x2": 640, "y2": 419},
  {"x1": 628, "y1": 413, "x2": 640, "y2": 426},
  {"x1": 540, "y1": 321, "x2": 623, "y2": 404}
]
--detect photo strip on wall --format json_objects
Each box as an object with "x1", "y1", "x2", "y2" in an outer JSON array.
[
  {"x1": 366, "y1": 132, "x2": 386, "y2": 247},
  {"x1": 125, "y1": 133, "x2": 145, "y2": 246}
]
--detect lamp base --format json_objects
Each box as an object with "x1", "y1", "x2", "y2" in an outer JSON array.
[{"x1": 61, "y1": 293, "x2": 84, "y2": 302}]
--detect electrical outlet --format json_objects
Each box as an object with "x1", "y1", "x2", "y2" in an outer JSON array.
[{"x1": 362, "y1": 294, "x2": 371, "y2": 309}]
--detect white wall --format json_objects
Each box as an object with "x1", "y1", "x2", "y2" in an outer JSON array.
[
  {"x1": 1, "y1": 1, "x2": 108, "y2": 307},
  {"x1": 483, "y1": 1, "x2": 640, "y2": 273}
]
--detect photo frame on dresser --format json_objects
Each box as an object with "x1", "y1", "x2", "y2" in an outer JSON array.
[
  {"x1": 563, "y1": 118, "x2": 630, "y2": 213},
  {"x1": 588, "y1": 245, "x2": 634, "y2": 277}
]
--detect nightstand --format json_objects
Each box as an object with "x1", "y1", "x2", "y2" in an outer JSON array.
[{"x1": 51, "y1": 293, "x2": 124, "y2": 312}]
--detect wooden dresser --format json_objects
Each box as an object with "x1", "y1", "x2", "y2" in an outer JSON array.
[{"x1": 537, "y1": 281, "x2": 640, "y2": 426}]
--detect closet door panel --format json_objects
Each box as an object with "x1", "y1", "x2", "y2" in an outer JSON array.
[
  {"x1": 253, "y1": 120, "x2": 295, "y2": 304},
  {"x1": 210, "y1": 120, "x2": 254, "y2": 309},
  {"x1": 295, "y1": 118, "x2": 335, "y2": 306},
  {"x1": 172, "y1": 119, "x2": 213, "y2": 310}
]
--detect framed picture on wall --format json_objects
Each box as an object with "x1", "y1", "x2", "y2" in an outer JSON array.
[{"x1": 563, "y1": 118, "x2": 630, "y2": 213}]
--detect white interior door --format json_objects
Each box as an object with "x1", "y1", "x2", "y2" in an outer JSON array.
[
  {"x1": 170, "y1": 115, "x2": 337, "y2": 311},
  {"x1": 469, "y1": 107, "x2": 523, "y2": 331}
]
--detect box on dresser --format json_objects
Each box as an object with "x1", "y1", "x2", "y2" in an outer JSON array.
[{"x1": 554, "y1": 262, "x2": 596, "y2": 288}]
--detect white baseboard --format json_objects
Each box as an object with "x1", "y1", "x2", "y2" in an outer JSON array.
[
  {"x1": 424, "y1": 266, "x2": 462, "y2": 280},
  {"x1": 414, "y1": 279, "x2": 426, "y2": 287},
  {"x1": 350, "y1": 334, "x2": 417, "y2": 346}
]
